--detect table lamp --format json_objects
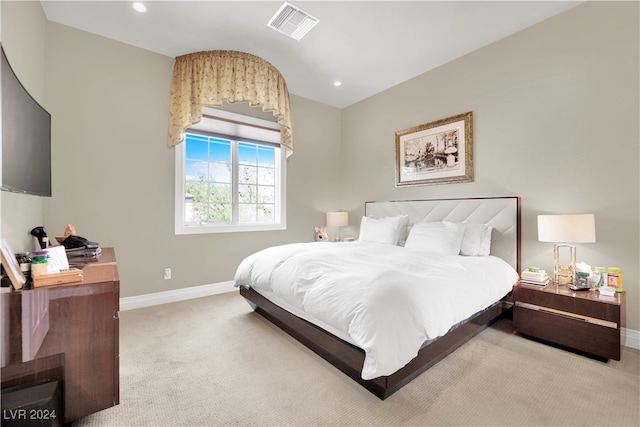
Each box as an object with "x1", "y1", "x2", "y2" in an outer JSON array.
[
  {"x1": 537, "y1": 214, "x2": 596, "y2": 285},
  {"x1": 326, "y1": 211, "x2": 349, "y2": 241}
]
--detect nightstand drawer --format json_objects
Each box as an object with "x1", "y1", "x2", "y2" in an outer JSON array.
[
  {"x1": 514, "y1": 286, "x2": 621, "y2": 324},
  {"x1": 513, "y1": 303, "x2": 621, "y2": 360},
  {"x1": 515, "y1": 302, "x2": 618, "y2": 328}
]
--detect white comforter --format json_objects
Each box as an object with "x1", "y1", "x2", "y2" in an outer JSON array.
[{"x1": 234, "y1": 241, "x2": 518, "y2": 380}]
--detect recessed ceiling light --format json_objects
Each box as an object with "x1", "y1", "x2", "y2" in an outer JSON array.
[
  {"x1": 132, "y1": 2, "x2": 147, "y2": 13},
  {"x1": 333, "y1": 81, "x2": 342, "y2": 87}
]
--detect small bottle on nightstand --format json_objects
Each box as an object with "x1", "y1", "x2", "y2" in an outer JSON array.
[
  {"x1": 595, "y1": 267, "x2": 607, "y2": 288},
  {"x1": 607, "y1": 267, "x2": 624, "y2": 291}
]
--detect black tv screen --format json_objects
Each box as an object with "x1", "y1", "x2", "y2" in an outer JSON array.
[{"x1": 1, "y1": 45, "x2": 52, "y2": 197}]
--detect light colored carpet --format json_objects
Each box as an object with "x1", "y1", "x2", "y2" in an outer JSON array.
[{"x1": 75, "y1": 291, "x2": 639, "y2": 426}]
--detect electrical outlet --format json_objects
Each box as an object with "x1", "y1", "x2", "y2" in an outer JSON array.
[{"x1": 164, "y1": 268, "x2": 171, "y2": 280}]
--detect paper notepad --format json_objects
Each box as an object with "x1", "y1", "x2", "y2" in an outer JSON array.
[{"x1": 43, "y1": 245, "x2": 70, "y2": 274}]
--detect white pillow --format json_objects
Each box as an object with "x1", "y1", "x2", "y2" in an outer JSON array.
[
  {"x1": 358, "y1": 215, "x2": 407, "y2": 245},
  {"x1": 404, "y1": 221, "x2": 466, "y2": 255},
  {"x1": 460, "y1": 223, "x2": 494, "y2": 256},
  {"x1": 478, "y1": 226, "x2": 493, "y2": 256}
]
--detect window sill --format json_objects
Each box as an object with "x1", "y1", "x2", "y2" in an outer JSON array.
[{"x1": 175, "y1": 223, "x2": 286, "y2": 235}]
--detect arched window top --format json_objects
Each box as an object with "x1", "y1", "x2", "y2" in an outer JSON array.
[{"x1": 167, "y1": 50, "x2": 293, "y2": 157}]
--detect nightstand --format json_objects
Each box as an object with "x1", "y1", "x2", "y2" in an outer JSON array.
[{"x1": 513, "y1": 282, "x2": 625, "y2": 360}]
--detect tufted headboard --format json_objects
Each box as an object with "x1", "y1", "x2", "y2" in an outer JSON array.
[{"x1": 365, "y1": 196, "x2": 521, "y2": 272}]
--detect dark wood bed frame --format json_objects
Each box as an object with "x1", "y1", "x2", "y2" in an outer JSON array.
[
  {"x1": 239, "y1": 196, "x2": 521, "y2": 399},
  {"x1": 240, "y1": 286, "x2": 512, "y2": 399}
]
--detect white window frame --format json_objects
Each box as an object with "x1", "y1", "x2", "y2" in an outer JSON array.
[{"x1": 175, "y1": 108, "x2": 286, "y2": 235}]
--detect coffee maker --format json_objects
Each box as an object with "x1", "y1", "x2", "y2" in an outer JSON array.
[{"x1": 30, "y1": 226, "x2": 49, "y2": 249}]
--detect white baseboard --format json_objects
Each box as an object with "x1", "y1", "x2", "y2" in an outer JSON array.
[
  {"x1": 623, "y1": 327, "x2": 640, "y2": 350},
  {"x1": 120, "y1": 281, "x2": 236, "y2": 311},
  {"x1": 120, "y1": 283, "x2": 640, "y2": 351}
]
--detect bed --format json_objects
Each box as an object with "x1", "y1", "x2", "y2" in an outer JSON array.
[{"x1": 235, "y1": 196, "x2": 521, "y2": 399}]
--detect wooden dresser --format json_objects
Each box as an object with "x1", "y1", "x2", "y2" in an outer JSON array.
[{"x1": 1, "y1": 248, "x2": 120, "y2": 424}]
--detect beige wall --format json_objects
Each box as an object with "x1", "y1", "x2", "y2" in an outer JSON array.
[
  {"x1": 341, "y1": 1, "x2": 639, "y2": 330},
  {"x1": 0, "y1": 1, "x2": 47, "y2": 252},
  {"x1": 42, "y1": 22, "x2": 342, "y2": 297}
]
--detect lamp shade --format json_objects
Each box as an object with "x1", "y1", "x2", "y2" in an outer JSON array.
[
  {"x1": 326, "y1": 211, "x2": 349, "y2": 227},
  {"x1": 537, "y1": 214, "x2": 596, "y2": 243}
]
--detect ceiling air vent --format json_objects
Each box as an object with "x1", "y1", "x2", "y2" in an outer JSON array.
[{"x1": 267, "y1": 2, "x2": 319, "y2": 41}]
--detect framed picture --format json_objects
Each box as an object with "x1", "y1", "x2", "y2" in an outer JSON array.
[
  {"x1": 395, "y1": 111, "x2": 473, "y2": 186},
  {"x1": 0, "y1": 239, "x2": 26, "y2": 290}
]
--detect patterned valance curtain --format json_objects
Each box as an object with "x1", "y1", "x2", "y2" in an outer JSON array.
[{"x1": 167, "y1": 50, "x2": 293, "y2": 157}]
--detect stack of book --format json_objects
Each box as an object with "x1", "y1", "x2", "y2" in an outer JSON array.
[
  {"x1": 66, "y1": 246, "x2": 102, "y2": 258},
  {"x1": 519, "y1": 268, "x2": 549, "y2": 287}
]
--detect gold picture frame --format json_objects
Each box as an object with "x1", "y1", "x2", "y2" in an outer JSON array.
[
  {"x1": 0, "y1": 239, "x2": 26, "y2": 290},
  {"x1": 395, "y1": 111, "x2": 473, "y2": 186}
]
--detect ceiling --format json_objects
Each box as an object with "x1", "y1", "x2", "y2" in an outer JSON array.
[{"x1": 40, "y1": 1, "x2": 581, "y2": 109}]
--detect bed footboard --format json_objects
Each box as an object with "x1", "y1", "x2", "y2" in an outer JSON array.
[{"x1": 239, "y1": 286, "x2": 511, "y2": 399}]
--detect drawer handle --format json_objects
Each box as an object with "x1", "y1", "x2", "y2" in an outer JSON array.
[{"x1": 539, "y1": 308, "x2": 587, "y2": 321}]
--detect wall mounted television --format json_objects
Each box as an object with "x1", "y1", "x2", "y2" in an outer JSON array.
[{"x1": 1, "y1": 44, "x2": 52, "y2": 197}]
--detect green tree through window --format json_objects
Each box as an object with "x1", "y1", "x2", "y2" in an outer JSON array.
[{"x1": 183, "y1": 133, "x2": 279, "y2": 227}]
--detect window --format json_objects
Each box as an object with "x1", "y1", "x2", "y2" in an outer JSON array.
[{"x1": 175, "y1": 108, "x2": 286, "y2": 234}]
